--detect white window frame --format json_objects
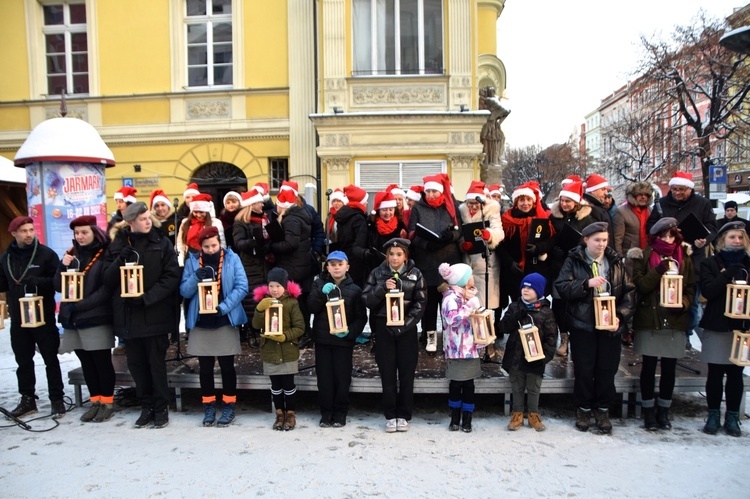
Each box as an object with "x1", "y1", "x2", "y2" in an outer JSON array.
[{"x1": 356, "y1": 159, "x2": 445, "y2": 210}]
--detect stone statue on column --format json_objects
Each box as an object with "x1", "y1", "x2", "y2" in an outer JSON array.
[{"x1": 479, "y1": 86, "x2": 510, "y2": 167}]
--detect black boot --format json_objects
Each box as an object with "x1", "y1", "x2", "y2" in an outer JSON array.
[
  {"x1": 461, "y1": 411, "x2": 473, "y2": 433},
  {"x1": 154, "y1": 407, "x2": 169, "y2": 429},
  {"x1": 656, "y1": 406, "x2": 672, "y2": 430},
  {"x1": 643, "y1": 407, "x2": 658, "y2": 431},
  {"x1": 449, "y1": 408, "x2": 461, "y2": 431},
  {"x1": 135, "y1": 406, "x2": 154, "y2": 428},
  {"x1": 9, "y1": 395, "x2": 37, "y2": 418}
]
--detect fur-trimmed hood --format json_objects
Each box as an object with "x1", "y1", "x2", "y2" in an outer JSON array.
[
  {"x1": 108, "y1": 214, "x2": 162, "y2": 241},
  {"x1": 252, "y1": 281, "x2": 302, "y2": 302},
  {"x1": 549, "y1": 201, "x2": 592, "y2": 220},
  {"x1": 627, "y1": 242, "x2": 692, "y2": 260},
  {"x1": 625, "y1": 181, "x2": 653, "y2": 206}
]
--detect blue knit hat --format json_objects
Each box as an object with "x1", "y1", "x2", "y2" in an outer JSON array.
[{"x1": 520, "y1": 272, "x2": 546, "y2": 300}]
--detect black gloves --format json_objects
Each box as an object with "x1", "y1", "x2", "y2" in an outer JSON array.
[
  {"x1": 725, "y1": 264, "x2": 748, "y2": 281},
  {"x1": 196, "y1": 267, "x2": 211, "y2": 280},
  {"x1": 551, "y1": 247, "x2": 566, "y2": 260},
  {"x1": 440, "y1": 228, "x2": 455, "y2": 244},
  {"x1": 515, "y1": 307, "x2": 530, "y2": 323},
  {"x1": 525, "y1": 244, "x2": 538, "y2": 256},
  {"x1": 655, "y1": 260, "x2": 671, "y2": 275},
  {"x1": 119, "y1": 246, "x2": 138, "y2": 263}
]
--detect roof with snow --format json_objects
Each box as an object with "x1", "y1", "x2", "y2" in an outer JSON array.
[
  {"x1": 0, "y1": 155, "x2": 26, "y2": 184},
  {"x1": 14, "y1": 117, "x2": 115, "y2": 167}
]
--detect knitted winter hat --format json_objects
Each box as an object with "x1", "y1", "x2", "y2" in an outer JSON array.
[
  {"x1": 267, "y1": 267, "x2": 289, "y2": 288},
  {"x1": 520, "y1": 272, "x2": 546, "y2": 300},
  {"x1": 669, "y1": 171, "x2": 694, "y2": 189},
  {"x1": 438, "y1": 262, "x2": 473, "y2": 287}
]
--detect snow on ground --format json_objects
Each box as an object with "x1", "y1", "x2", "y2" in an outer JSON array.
[{"x1": 0, "y1": 329, "x2": 747, "y2": 498}]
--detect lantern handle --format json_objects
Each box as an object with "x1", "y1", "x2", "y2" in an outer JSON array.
[
  {"x1": 70, "y1": 256, "x2": 81, "y2": 272},
  {"x1": 205, "y1": 266, "x2": 216, "y2": 281},
  {"x1": 595, "y1": 279, "x2": 611, "y2": 296},
  {"x1": 328, "y1": 284, "x2": 343, "y2": 301},
  {"x1": 389, "y1": 274, "x2": 403, "y2": 292},
  {"x1": 733, "y1": 267, "x2": 749, "y2": 284},
  {"x1": 23, "y1": 284, "x2": 38, "y2": 296},
  {"x1": 517, "y1": 314, "x2": 535, "y2": 329},
  {"x1": 664, "y1": 256, "x2": 680, "y2": 273}
]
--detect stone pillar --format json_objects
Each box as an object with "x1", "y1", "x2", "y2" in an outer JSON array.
[
  {"x1": 322, "y1": 0, "x2": 347, "y2": 113},
  {"x1": 448, "y1": 0, "x2": 472, "y2": 110}
]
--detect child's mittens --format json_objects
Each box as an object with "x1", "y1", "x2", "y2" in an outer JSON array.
[
  {"x1": 264, "y1": 333, "x2": 286, "y2": 342},
  {"x1": 466, "y1": 296, "x2": 481, "y2": 311},
  {"x1": 464, "y1": 286, "x2": 478, "y2": 299},
  {"x1": 334, "y1": 330, "x2": 348, "y2": 338},
  {"x1": 256, "y1": 297, "x2": 275, "y2": 312},
  {"x1": 322, "y1": 282, "x2": 336, "y2": 295}
]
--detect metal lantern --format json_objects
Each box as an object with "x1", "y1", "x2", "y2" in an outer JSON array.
[
  {"x1": 470, "y1": 307, "x2": 496, "y2": 345},
  {"x1": 120, "y1": 256, "x2": 144, "y2": 298},
  {"x1": 729, "y1": 330, "x2": 750, "y2": 366},
  {"x1": 264, "y1": 301, "x2": 284, "y2": 335},
  {"x1": 325, "y1": 286, "x2": 348, "y2": 334},
  {"x1": 594, "y1": 280, "x2": 618, "y2": 331},
  {"x1": 659, "y1": 266, "x2": 683, "y2": 308},
  {"x1": 61, "y1": 267, "x2": 85, "y2": 302},
  {"x1": 724, "y1": 277, "x2": 750, "y2": 319},
  {"x1": 385, "y1": 289, "x2": 405, "y2": 326},
  {"x1": 0, "y1": 300, "x2": 6, "y2": 330},
  {"x1": 518, "y1": 317, "x2": 545, "y2": 362},
  {"x1": 19, "y1": 288, "x2": 45, "y2": 328}
]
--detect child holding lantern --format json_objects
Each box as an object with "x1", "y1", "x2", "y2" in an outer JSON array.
[
  {"x1": 438, "y1": 262, "x2": 483, "y2": 432},
  {"x1": 497, "y1": 273, "x2": 557, "y2": 431},
  {"x1": 307, "y1": 251, "x2": 367, "y2": 428},
  {"x1": 252, "y1": 267, "x2": 306, "y2": 431},
  {"x1": 180, "y1": 226, "x2": 248, "y2": 427}
]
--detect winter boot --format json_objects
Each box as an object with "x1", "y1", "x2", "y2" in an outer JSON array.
[
  {"x1": 9, "y1": 395, "x2": 38, "y2": 418},
  {"x1": 273, "y1": 409, "x2": 285, "y2": 431},
  {"x1": 283, "y1": 410, "x2": 296, "y2": 431},
  {"x1": 153, "y1": 407, "x2": 169, "y2": 429},
  {"x1": 80, "y1": 401, "x2": 101, "y2": 423},
  {"x1": 594, "y1": 408, "x2": 612, "y2": 434},
  {"x1": 135, "y1": 406, "x2": 155, "y2": 428},
  {"x1": 703, "y1": 409, "x2": 721, "y2": 435},
  {"x1": 656, "y1": 405, "x2": 672, "y2": 430},
  {"x1": 575, "y1": 408, "x2": 591, "y2": 432},
  {"x1": 643, "y1": 407, "x2": 658, "y2": 431},
  {"x1": 50, "y1": 399, "x2": 66, "y2": 419},
  {"x1": 508, "y1": 411, "x2": 524, "y2": 431},
  {"x1": 425, "y1": 331, "x2": 438, "y2": 353},
  {"x1": 528, "y1": 412, "x2": 546, "y2": 432},
  {"x1": 461, "y1": 411, "x2": 473, "y2": 433},
  {"x1": 217, "y1": 402, "x2": 236, "y2": 427},
  {"x1": 449, "y1": 408, "x2": 461, "y2": 431},
  {"x1": 724, "y1": 411, "x2": 742, "y2": 437},
  {"x1": 93, "y1": 404, "x2": 114, "y2": 423},
  {"x1": 202, "y1": 402, "x2": 217, "y2": 427},
  {"x1": 556, "y1": 332, "x2": 569, "y2": 357}
]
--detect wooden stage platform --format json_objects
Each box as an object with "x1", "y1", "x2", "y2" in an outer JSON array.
[{"x1": 68, "y1": 335, "x2": 713, "y2": 418}]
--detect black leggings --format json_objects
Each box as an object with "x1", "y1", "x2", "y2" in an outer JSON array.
[
  {"x1": 76, "y1": 349, "x2": 115, "y2": 398},
  {"x1": 198, "y1": 355, "x2": 236, "y2": 398},
  {"x1": 421, "y1": 286, "x2": 443, "y2": 332},
  {"x1": 706, "y1": 363, "x2": 745, "y2": 412},
  {"x1": 639, "y1": 356, "x2": 677, "y2": 401},
  {"x1": 270, "y1": 374, "x2": 297, "y2": 411},
  {"x1": 448, "y1": 379, "x2": 476, "y2": 409}
]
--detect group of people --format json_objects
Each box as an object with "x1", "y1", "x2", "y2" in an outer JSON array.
[{"x1": 0, "y1": 169, "x2": 745, "y2": 438}]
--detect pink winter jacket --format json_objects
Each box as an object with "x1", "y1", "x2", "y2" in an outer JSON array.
[{"x1": 441, "y1": 287, "x2": 482, "y2": 359}]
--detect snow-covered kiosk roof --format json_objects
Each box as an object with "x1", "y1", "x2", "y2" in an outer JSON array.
[
  {"x1": 14, "y1": 117, "x2": 115, "y2": 167},
  {"x1": 0, "y1": 155, "x2": 26, "y2": 183}
]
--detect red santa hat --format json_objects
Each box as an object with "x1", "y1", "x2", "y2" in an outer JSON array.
[
  {"x1": 149, "y1": 189, "x2": 170, "y2": 209},
  {"x1": 183, "y1": 183, "x2": 200, "y2": 199},
  {"x1": 561, "y1": 174, "x2": 582, "y2": 187},
  {"x1": 423, "y1": 174, "x2": 444, "y2": 193},
  {"x1": 372, "y1": 190, "x2": 397, "y2": 214},
  {"x1": 114, "y1": 186, "x2": 137, "y2": 204},
  {"x1": 253, "y1": 182, "x2": 271, "y2": 200},
  {"x1": 189, "y1": 193, "x2": 213, "y2": 212},
  {"x1": 423, "y1": 173, "x2": 458, "y2": 227},
  {"x1": 466, "y1": 180, "x2": 487, "y2": 203},
  {"x1": 559, "y1": 180, "x2": 583, "y2": 204},
  {"x1": 329, "y1": 188, "x2": 348, "y2": 205},
  {"x1": 511, "y1": 183, "x2": 536, "y2": 203},
  {"x1": 279, "y1": 180, "x2": 299, "y2": 197},
  {"x1": 405, "y1": 185, "x2": 423, "y2": 202},
  {"x1": 584, "y1": 174, "x2": 609, "y2": 193},
  {"x1": 344, "y1": 184, "x2": 368, "y2": 205},
  {"x1": 241, "y1": 188, "x2": 264, "y2": 207},
  {"x1": 488, "y1": 184, "x2": 503, "y2": 197},
  {"x1": 275, "y1": 189, "x2": 297, "y2": 209},
  {"x1": 669, "y1": 171, "x2": 694, "y2": 189},
  {"x1": 386, "y1": 183, "x2": 405, "y2": 198},
  {"x1": 223, "y1": 191, "x2": 242, "y2": 206}
]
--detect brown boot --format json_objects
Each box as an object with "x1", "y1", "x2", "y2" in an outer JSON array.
[
  {"x1": 283, "y1": 410, "x2": 296, "y2": 431},
  {"x1": 273, "y1": 409, "x2": 285, "y2": 431},
  {"x1": 556, "y1": 332, "x2": 569, "y2": 356},
  {"x1": 507, "y1": 411, "x2": 524, "y2": 431},
  {"x1": 528, "y1": 412, "x2": 546, "y2": 431}
]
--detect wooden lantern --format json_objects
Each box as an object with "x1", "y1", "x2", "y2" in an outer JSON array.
[
  {"x1": 724, "y1": 279, "x2": 750, "y2": 319},
  {"x1": 729, "y1": 330, "x2": 750, "y2": 366},
  {"x1": 470, "y1": 307, "x2": 496, "y2": 345},
  {"x1": 198, "y1": 280, "x2": 219, "y2": 314},
  {"x1": 0, "y1": 300, "x2": 6, "y2": 330},
  {"x1": 120, "y1": 262, "x2": 144, "y2": 297},
  {"x1": 659, "y1": 271, "x2": 683, "y2": 309},
  {"x1": 593, "y1": 281, "x2": 617, "y2": 331},
  {"x1": 519, "y1": 321, "x2": 545, "y2": 362},
  {"x1": 19, "y1": 293, "x2": 45, "y2": 328},
  {"x1": 326, "y1": 299, "x2": 348, "y2": 335},
  {"x1": 264, "y1": 301, "x2": 284, "y2": 335},
  {"x1": 385, "y1": 290, "x2": 405, "y2": 326},
  {"x1": 61, "y1": 268, "x2": 85, "y2": 302}
]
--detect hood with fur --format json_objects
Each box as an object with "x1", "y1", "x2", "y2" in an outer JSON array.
[{"x1": 252, "y1": 281, "x2": 302, "y2": 302}]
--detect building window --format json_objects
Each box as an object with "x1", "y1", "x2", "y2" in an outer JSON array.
[
  {"x1": 356, "y1": 160, "x2": 444, "y2": 210},
  {"x1": 42, "y1": 2, "x2": 88, "y2": 95},
  {"x1": 270, "y1": 158, "x2": 289, "y2": 191},
  {"x1": 352, "y1": 0, "x2": 443, "y2": 76},
  {"x1": 185, "y1": 0, "x2": 233, "y2": 88}
]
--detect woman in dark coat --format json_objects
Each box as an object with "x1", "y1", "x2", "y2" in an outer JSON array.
[
  {"x1": 697, "y1": 221, "x2": 749, "y2": 437},
  {"x1": 55, "y1": 216, "x2": 116, "y2": 423},
  {"x1": 629, "y1": 217, "x2": 695, "y2": 431},
  {"x1": 407, "y1": 173, "x2": 462, "y2": 352},
  {"x1": 333, "y1": 184, "x2": 370, "y2": 287},
  {"x1": 554, "y1": 222, "x2": 634, "y2": 435}
]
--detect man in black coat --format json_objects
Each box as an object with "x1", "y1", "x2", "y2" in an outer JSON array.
[
  {"x1": 583, "y1": 173, "x2": 615, "y2": 247},
  {"x1": 717, "y1": 200, "x2": 750, "y2": 232},
  {"x1": 0, "y1": 216, "x2": 65, "y2": 418},
  {"x1": 104, "y1": 202, "x2": 181, "y2": 429}
]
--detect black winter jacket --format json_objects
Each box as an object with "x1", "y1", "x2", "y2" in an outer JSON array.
[
  {"x1": 553, "y1": 245, "x2": 634, "y2": 335},
  {"x1": 497, "y1": 298, "x2": 557, "y2": 376},
  {"x1": 0, "y1": 239, "x2": 59, "y2": 331},
  {"x1": 407, "y1": 198, "x2": 462, "y2": 287},
  {"x1": 582, "y1": 193, "x2": 614, "y2": 247},
  {"x1": 307, "y1": 271, "x2": 367, "y2": 347},
  {"x1": 269, "y1": 204, "x2": 313, "y2": 291},
  {"x1": 104, "y1": 223, "x2": 181, "y2": 339},
  {"x1": 233, "y1": 211, "x2": 272, "y2": 288},
  {"x1": 354, "y1": 216, "x2": 406, "y2": 280},
  {"x1": 363, "y1": 259, "x2": 426, "y2": 336},
  {"x1": 333, "y1": 206, "x2": 369, "y2": 286},
  {"x1": 698, "y1": 252, "x2": 750, "y2": 333},
  {"x1": 54, "y1": 239, "x2": 113, "y2": 329}
]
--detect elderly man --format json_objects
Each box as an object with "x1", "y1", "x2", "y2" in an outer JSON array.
[
  {"x1": 0, "y1": 216, "x2": 65, "y2": 418},
  {"x1": 647, "y1": 171, "x2": 717, "y2": 349},
  {"x1": 583, "y1": 174, "x2": 615, "y2": 246}
]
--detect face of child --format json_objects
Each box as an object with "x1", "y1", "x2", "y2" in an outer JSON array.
[
  {"x1": 153, "y1": 201, "x2": 171, "y2": 219},
  {"x1": 387, "y1": 247, "x2": 407, "y2": 269},
  {"x1": 224, "y1": 197, "x2": 240, "y2": 212},
  {"x1": 129, "y1": 211, "x2": 153, "y2": 234},
  {"x1": 74, "y1": 226, "x2": 95, "y2": 246},
  {"x1": 201, "y1": 236, "x2": 221, "y2": 255},
  {"x1": 268, "y1": 281, "x2": 285, "y2": 299},
  {"x1": 725, "y1": 230, "x2": 746, "y2": 250},
  {"x1": 331, "y1": 199, "x2": 344, "y2": 210},
  {"x1": 251, "y1": 201, "x2": 264, "y2": 214},
  {"x1": 184, "y1": 194, "x2": 195, "y2": 205},
  {"x1": 327, "y1": 259, "x2": 349, "y2": 280},
  {"x1": 116, "y1": 199, "x2": 128, "y2": 212},
  {"x1": 584, "y1": 232, "x2": 608, "y2": 258},
  {"x1": 521, "y1": 286, "x2": 538, "y2": 302},
  {"x1": 379, "y1": 207, "x2": 395, "y2": 221}
]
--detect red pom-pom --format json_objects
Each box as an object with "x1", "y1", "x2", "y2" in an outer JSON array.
[
  {"x1": 461, "y1": 241, "x2": 473, "y2": 252},
  {"x1": 481, "y1": 229, "x2": 491, "y2": 241}
]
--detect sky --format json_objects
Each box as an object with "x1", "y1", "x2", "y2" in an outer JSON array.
[{"x1": 496, "y1": 0, "x2": 745, "y2": 148}]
